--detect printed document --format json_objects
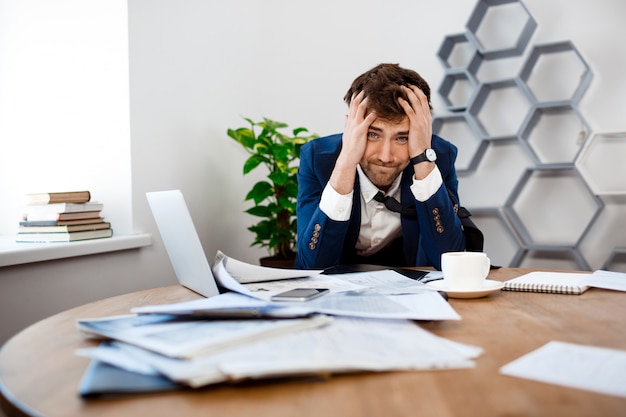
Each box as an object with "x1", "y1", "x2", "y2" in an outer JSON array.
[
  {"x1": 214, "y1": 250, "x2": 323, "y2": 283},
  {"x1": 79, "y1": 316, "x2": 482, "y2": 388},
  {"x1": 133, "y1": 258, "x2": 460, "y2": 321},
  {"x1": 579, "y1": 270, "x2": 626, "y2": 292},
  {"x1": 500, "y1": 341, "x2": 626, "y2": 398},
  {"x1": 77, "y1": 313, "x2": 332, "y2": 359}
]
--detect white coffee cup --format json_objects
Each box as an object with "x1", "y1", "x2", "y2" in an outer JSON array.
[{"x1": 441, "y1": 252, "x2": 490, "y2": 291}]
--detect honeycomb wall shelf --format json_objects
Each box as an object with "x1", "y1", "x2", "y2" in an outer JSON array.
[
  {"x1": 519, "y1": 103, "x2": 591, "y2": 167},
  {"x1": 468, "y1": 207, "x2": 525, "y2": 267},
  {"x1": 434, "y1": 0, "x2": 623, "y2": 270},
  {"x1": 437, "y1": 33, "x2": 477, "y2": 69},
  {"x1": 438, "y1": 69, "x2": 478, "y2": 112},
  {"x1": 603, "y1": 247, "x2": 626, "y2": 271},
  {"x1": 433, "y1": 112, "x2": 488, "y2": 172},
  {"x1": 516, "y1": 247, "x2": 591, "y2": 271},
  {"x1": 466, "y1": 0, "x2": 537, "y2": 59},
  {"x1": 576, "y1": 132, "x2": 626, "y2": 195},
  {"x1": 519, "y1": 41, "x2": 593, "y2": 105},
  {"x1": 467, "y1": 78, "x2": 533, "y2": 140},
  {"x1": 503, "y1": 167, "x2": 603, "y2": 248}
]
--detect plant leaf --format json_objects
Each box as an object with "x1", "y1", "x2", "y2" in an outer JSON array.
[{"x1": 245, "y1": 181, "x2": 273, "y2": 203}]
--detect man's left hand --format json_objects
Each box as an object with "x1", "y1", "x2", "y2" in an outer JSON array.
[{"x1": 398, "y1": 85, "x2": 435, "y2": 180}]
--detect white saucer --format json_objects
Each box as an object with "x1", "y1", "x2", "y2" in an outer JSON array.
[{"x1": 426, "y1": 279, "x2": 504, "y2": 299}]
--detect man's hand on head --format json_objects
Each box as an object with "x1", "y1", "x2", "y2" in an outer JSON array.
[
  {"x1": 398, "y1": 85, "x2": 435, "y2": 180},
  {"x1": 330, "y1": 91, "x2": 376, "y2": 195},
  {"x1": 340, "y1": 90, "x2": 377, "y2": 167}
]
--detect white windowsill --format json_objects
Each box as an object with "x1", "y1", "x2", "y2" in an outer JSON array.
[{"x1": 0, "y1": 234, "x2": 152, "y2": 267}]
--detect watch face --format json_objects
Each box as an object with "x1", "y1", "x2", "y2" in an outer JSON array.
[{"x1": 426, "y1": 148, "x2": 437, "y2": 161}]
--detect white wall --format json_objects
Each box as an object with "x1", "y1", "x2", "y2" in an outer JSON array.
[
  {"x1": 1, "y1": 0, "x2": 625, "y2": 345},
  {"x1": 127, "y1": 0, "x2": 477, "y2": 268},
  {"x1": 0, "y1": 0, "x2": 133, "y2": 235},
  {"x1": 128, "y1": 0, "x2": 626, "y2": 270}
]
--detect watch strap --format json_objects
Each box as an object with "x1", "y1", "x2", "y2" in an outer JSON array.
[
  {"x1": 410, "y1": 149, "x2": 435, "y2": 165},
  {"x1": 410, "y1": 153, "x2": 429, "y2": 165}
]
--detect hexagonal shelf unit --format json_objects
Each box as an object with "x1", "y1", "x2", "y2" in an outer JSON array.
[
  {"x1": 468, "y1": 207, "x2": 524, "y2": 267},
  {"x1": 602, "y1": 247, "x2": 626, "y2": 272},
  {"x1": 438, "y1": 69, "x2": 478, "y2": 112},
  {"x1": 576, "y1": 132, "x2": 626, "y2": 195},
  {"x1": 457, "y1": 138, "x2": 534, "y2": 209},
  {"x1": 467, "y1": 78, "x2": 533, "y2": 139},
  {"x1": 519, "y1": 41, "x2": 593, "y2": 105},
  {"x1": 504, "y1": 167, "x2": 603, "y2": 247},
  {"x1": 437, "y1": 33, "x2": 477, "y2": 69},
  {"x1": 466, "y1": 0, "x2": 537, "y2": 59},
  {"x1": 519, "y1": 103, "x2": 591, "y2": 166},
  {"x1": 515, "y1": 247, "x2": 590, "y2": 270},
  {"x1": 433, "y1": 112, "x2": 488, "y2": 172}
]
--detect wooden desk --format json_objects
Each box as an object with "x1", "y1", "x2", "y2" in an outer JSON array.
[{"x1": 1, "y1": 268, "x2": 625, "y2": 417}]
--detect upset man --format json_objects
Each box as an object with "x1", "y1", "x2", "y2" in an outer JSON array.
[{"x1": 295, "y1": 63, "x2": 466, "y2": 270}]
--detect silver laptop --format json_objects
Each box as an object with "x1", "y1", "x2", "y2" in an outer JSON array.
[{"x1": 146, "y1": 190, "x2": 220, "y2": 298}]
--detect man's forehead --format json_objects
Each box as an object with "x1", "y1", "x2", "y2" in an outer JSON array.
[{"x1": 369, "y1": 116, "x2": 410, "y2": 132}]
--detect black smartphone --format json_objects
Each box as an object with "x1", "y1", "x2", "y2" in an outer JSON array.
[{"x1": 270, "y1": 288, "x2": 329, "y2": 302}]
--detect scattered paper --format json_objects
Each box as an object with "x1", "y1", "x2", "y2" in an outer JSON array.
[
  {"x1": 500, "y1": 341, "x2": 626, "y2": 398},
  {"x1": 133, "y1": 268, "x2": 460, "y2": 321},
  {"x1": 579, "y1": 270, "x2": 626, "y2": 292},
  {"x1": 79, "y1": 252, "x2": 471, "y2": 391},
  {"x1": 214, "y1": 250, "x2": 322, "y2": 283},
  {"x1": 77, "y1": 313, "x2": 332, "y2": 359},
  {"x1": 79, "y1": 317, "x2": 482, "y2": 388}
]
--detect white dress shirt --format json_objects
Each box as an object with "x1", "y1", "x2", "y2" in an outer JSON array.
[{"x1": 319, "y1": 164, "x2": 443, "y2": 255}]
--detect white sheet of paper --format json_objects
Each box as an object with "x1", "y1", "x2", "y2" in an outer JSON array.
[
  {"x1": 79, "y1": 317, "x2": 481, "y2": 388},
  {"x1": 78, "y1": 313, "x2": 331, "y2": 359},
  {"x1": 132, "y1": 288, "x2": 459, "y2": 321},
  {"x1": 214, "y1": 250, "x2": 323, "y2": 283},
  {"x1": 76, "y1": 342, "x2": 160, "y2": 376},
  {"x1": 133, "y1": 267, "x2": 460, "y2": 321},
  {"x1": 131, "y1": 292, "x2": 314, "y2": 318},
  {"x1": 579, "y1": 270, "x2": 626, "y2": 292},
  {"x1": 500, "y1": 341, "x2": 626, "y2": 398}
]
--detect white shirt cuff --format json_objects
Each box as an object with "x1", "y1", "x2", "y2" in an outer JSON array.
[
  {"x1": 320, "y1": 183, "x2": 353, "y2": 221},
  {"x1": 410, "y1": 165, "x2": 443, "y2": 202}
]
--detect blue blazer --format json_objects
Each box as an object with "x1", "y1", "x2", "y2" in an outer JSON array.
[{"x1": 294, "y1": 133, "x2": 466, "y2": 270}]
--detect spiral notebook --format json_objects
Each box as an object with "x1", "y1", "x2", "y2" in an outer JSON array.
[{"x1": 502, "y1": 272, "x2": 592, "y2": 295}]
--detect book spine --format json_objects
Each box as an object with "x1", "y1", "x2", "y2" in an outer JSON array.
[{"x1": 27, "y1": 191, "x2": 91, "y2": 205}]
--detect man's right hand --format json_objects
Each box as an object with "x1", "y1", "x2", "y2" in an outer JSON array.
[{"x1": 329, "y1": 91, "x2": 377, "y2": 195}]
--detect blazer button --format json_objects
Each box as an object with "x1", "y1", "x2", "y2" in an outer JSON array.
[
  {"x1": 314, "y1": 223, "x2": 321, "y2": 231},
  {"x1": 309, "y1": 242, "x2": 316, "y2": 250}
]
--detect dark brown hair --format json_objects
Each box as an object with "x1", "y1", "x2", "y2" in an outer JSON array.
[{"x1": 343, "y1": 63, "x2": 432, "y2": 122}]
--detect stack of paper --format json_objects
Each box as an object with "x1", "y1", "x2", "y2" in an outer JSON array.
[
  {"x1": 76, "y1": 252, "x2": 482, "y2": 393},
  {"x1": 78, "y1": 316, "x2": 482, "y2": 388}
]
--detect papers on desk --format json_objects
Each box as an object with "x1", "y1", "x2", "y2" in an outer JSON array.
[
  {"x1": 579, "y1": 270, "x2": 626, "y2": 292},
  {"x1": 500, "y1": 341, "x2": 626, "y2": 398},
  {"x1": 214, "y1": 250, "x2": 323, "y2": 283},
  {"x1": 77, "y1": 314, "x2": 332, "y2": 359},
  {"x1": 78, "y1": 316, "x2": 482, "y2": 388},
  {"x1": 133, "y1": 256, "x2": 459, "y2": 321},
  {"x1": 76, "y1": 252, "x2": 477, "y2": 394}
]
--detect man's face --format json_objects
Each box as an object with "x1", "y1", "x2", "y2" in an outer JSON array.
[{"x1": 359, "y1": 117, "x2": 411, "y2": 191}]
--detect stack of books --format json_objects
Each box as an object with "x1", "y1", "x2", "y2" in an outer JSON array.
[{"x1": 16, "y1": 191, "x2": 113, "y2": 242}]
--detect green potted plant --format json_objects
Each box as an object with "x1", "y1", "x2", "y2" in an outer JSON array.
[{"x1": 228, "y1": 117, "x2": 318, "y2": 267}]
